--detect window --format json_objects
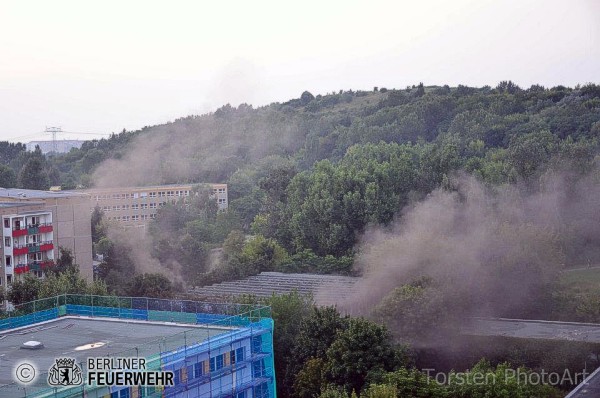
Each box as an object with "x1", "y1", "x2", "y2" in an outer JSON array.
[
  {"x1": 5, "y1": 256, "x2": 11, "y2": 267},
  {"x1": 184, "y1": 191, "x2": 190, "y2": 196},
  {"x1": 193, "y1": 362, "x2": 203, "y2": 378},
  {"x1": 4, "y1": 219, "x2": 9, "y2": 228},
  {"x1": 216, "y1": 354, "x2": 224, "y2": 370},
  {"x1": 230, "y1": 350, "x2": 236, "y2": 365},
  {"x1": 112, "y1": 206, "x2": 118, "y2": 211},
  {"x1": 149, "y1": 192, "x2": 156, "y2": 198},
  {"x1": 141, "y1": 204, "x2": 148, "y2": 209},
  {"x1": 7, "y1": 275, "x2": 12, "y2": 284},
  {"x1": 133, "y1": 193, "x2": 139, "y2": 199},
  {"x1": 132, "y1": 215, "x2": 139, "y2": 221},
  {"x1": 4, "y1": 237, "x2": 10, "y2": 247},
  {"x1": 218, "y1": 198, "x2": 226, "y2": 204},
  {"x1": 167, "y1": 191, "x2": 174, "y2": 197},
  {"x1": 218, "y1": 188, "x2": 226, "y2": 194},
  {"x1": 237, "y1": 391, "x2": 246, "y2": 398},
  {"x1": 29, "y1": 252, "x2": 42, "y2": 261},
  {"x1": 132, "y1": 204, "x2": 139, "y2": 210},
  {"x1": 149, "y1": 203, "x2": 157, "y2": 209},
  {"x1": 123, "y1": 205, "x2": 129, "y2": 210},
  {"x1": 123, "y1": 216, "x2": 130, "y2": 222},
  {"x1": 103, "y1": 206, "x2": 110, "y2": 212},
  {"x1": 141, "y1": 215, "x2": 148, "y2": 220},
  {"x1": 236, "y1": 347, "x2": 245, "y2": 362},
  {"x1": 150, "y1": 214, "x2": 156, "y2": 219},
  {"x1": 209, "y1": 357, "x2": 216, "y2": 372},
  {"x1": 159, "y1": 191, "x2": 166, "y2": 197},
  {"x1": 140, "y1": 192, "x2": 148, "y2": 198}
]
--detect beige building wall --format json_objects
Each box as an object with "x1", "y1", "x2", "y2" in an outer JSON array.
[
  {"x1": 0, "y1": 190, "x2": 93, "y2": 281},
  {"x1": 82, "y1": 183, "x2": 228, "y2": 229}
]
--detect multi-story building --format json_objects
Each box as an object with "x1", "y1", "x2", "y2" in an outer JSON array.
[
  {"x1": 83, "y1": 183, "x2": 228, "y2": 227},
  {"x1": 0, "y1": 294, "x2": 275, "y2": 398},
  {"x1": 0, "y1": 188, "x2": 93, "y2": 281},
  {"x1": 0, "y1": 202, "x2": 55, "y2": 287}
]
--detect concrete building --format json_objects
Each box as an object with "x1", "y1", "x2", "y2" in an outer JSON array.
[
  {"x1": 0, "y1": 294, "x2": 275, "y2": 398},
  {"x1": 82, "y1": 183, "x2": 228, "y2": 228},
  {"x1": 0, "y1": 188, "x2": 93, "y2": 281}
]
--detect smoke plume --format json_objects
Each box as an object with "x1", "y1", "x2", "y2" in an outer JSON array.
[{"x1": 340, "y1": 168, "x2": 600, "y2": 342}]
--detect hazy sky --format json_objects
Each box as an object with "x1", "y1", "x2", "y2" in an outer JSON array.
[{"x1": 1, "y1": 0, "x2": 598, "y2": 143}]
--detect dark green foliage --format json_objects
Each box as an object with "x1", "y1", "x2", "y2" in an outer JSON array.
[
  {"x1": 8, "y1": 274, "x2": 42, "y2": 305},
  {"x1": 325, "y1": 318, "x2": 400, "y2": 393},
  {"x1": 0, "y1": 164, "x2": 16, "y2": 187},
  {"x1": 126, "y1": 273, "x2": 174, "y2": 298},
  {"x1": 18, "y1": 152, "x2": 50, "y2": 190}
]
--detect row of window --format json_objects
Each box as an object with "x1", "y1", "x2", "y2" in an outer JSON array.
[
  {"x1": 94, "y1": 190, "x2": 191, "y2": 201},
  {"x1": 102, "y1": 203, "x2": 160, "y2": 212},
  {"x1": 107, "y1": 214, "x2": 156, "y2": 222},
  {"x1": 173, "y1": 347, "x2": 246, "y2": 385}
]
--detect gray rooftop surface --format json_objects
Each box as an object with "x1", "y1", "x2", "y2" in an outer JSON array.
[
  {"x1": 0, "y1": 188, "x2": 88, "y2": 199},
  {"x1": 0, "y1": 317, "x2": 232, "y2": 386},
  {"x1": 463, "y1": 318, "x2": 600, "y2": 343}
]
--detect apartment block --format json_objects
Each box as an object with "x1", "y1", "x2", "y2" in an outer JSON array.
[
  {"x1": 0, "y1": 188, "x2": 93, "y2": 281},
  {"x1": 83, "y1": 183, "x2": 228, "y2": 227}
]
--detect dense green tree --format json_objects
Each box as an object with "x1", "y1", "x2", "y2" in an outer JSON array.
[
  {"x1": 126, "y1": 273, "x2": 174, "y2": 298},
  {"x1": 325, "y1": 318, "x2": 400, "y2": 393},
  {"x1": 7, "y1": 274, "x2": 42, "y2": 305},
  {"x1": 0, "y1": 164, "x2": 16, "y2": 187},
  {"x1": 18, "y1": 156, "x2": 49, "y2": 190}
]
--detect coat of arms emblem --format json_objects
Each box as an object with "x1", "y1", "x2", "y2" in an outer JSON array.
[{"x1": 48, "y1": 358, "x2": 83, "y2": 386}]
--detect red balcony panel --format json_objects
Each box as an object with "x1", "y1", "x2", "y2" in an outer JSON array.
[
  {"x1": 13, "y1": 247, "x2": 28, "y2": 256},
  {"x1": 12, "y1": 229, "x2": 27, "y2": 237},
  {"x1": 41, "y1": 261, "x2": 54, "y2": 268},
  {"x1": 40, "y1": 243, "x2": 54, "y2": 252},
  {"x1": 39, "y1": 225, "x2": 53, "y2": 233},
  {"x1": 14, "y1": 265, "x2": 29, "y2": 274}
]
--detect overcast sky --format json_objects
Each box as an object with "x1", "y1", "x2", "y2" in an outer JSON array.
[{"x1": 1, "y1": 0, "x2": 598, "y2": 143}]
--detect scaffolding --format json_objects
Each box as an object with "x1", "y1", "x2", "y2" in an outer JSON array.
[{"x1": 0, "y1": 295, "x2": 276, "y2": 398}]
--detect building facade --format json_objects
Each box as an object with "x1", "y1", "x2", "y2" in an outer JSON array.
[
  {"x1": 83, "y1": 183, "x2": 228, "y2": 228},
  {"x1": 0, "y1": 188, "x2": 93, "y2": 281},
  {"x1": 0, "y1": 294, "x2": 275, "y2": 398}
]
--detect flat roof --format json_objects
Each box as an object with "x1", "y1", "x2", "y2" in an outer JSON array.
[
  {"x1": 463, "y1": 318, "x2": 600, "y2": 343},
  {"x1": 0, "y1": 188, "x2": 88, "y2": 200},
  {"x1": 0, "y1": 317, "x2": 232, "y2": 386},
  {"x1": 82, "y1": 183, "x2": 226, "y2": 192}
]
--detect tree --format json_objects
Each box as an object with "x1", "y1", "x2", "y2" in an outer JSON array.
[
  {"x1": 126, "y1": 273, "x2": 174, "y2": 298},
  {"x1": 18, "y1": 157, "x2": 49, "y2": 190},
  {"x1": 8, "y1": 274, "x2": 42, "y2": 305},
  {"x1": 288, "y1": 307, "x2": 350, "y2": 397},
  {"x1": 48, "y1": 247, "x2": 79, "y2": 275},
  {"x1": 325, "y1": 318, "x2": 400, "y2": 393},
  {"x1": 0, "y1": 164, "x2": 16, "y2": 187},
  {"x1": 267, "y1": 292, "x2": 314, "y2": 398}
]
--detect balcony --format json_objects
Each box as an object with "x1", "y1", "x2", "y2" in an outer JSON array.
[
  {"x1": 14, "y1": 260, "x2": 54, "y2": 274},
  {"x1": 13, "y1": 241, "x2": 54, "y2": 255},
  {"x1": 13, "y1": 246, "x2": 28, "y2": 256},
  {"x1": 12, "y1": 228, "x2": 27, "y2": 237},
  {"x1": 11, "y1": 223, "x2": 52, "y2": 237}
]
